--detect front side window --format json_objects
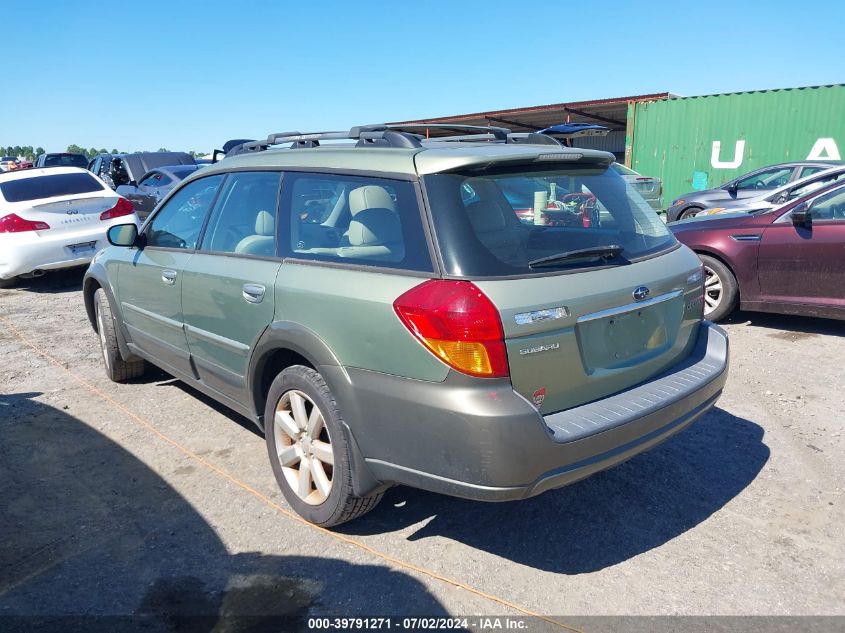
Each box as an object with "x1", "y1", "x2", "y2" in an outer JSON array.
[
  {"x1": 281, "y1": 172, "x2": 433, "y2": 272},
  {"x1": 201, "y1": 171, "x2": 281, "y2": 256},
  {"x1": 145, "y1": 175, "x2": 223, "y2": 249},
  {"x1": 787, "y1": 171, "x2": 845, "y2": 201},
  {"x1": 423, "y1": 163, "x2": 676, "y2": 277},
  {"x1": 809, "y1": 186, "x2": 845, "y2": 221},
  {"x1": 735, "y1": 167, "x2": 792, "y2": 190}
]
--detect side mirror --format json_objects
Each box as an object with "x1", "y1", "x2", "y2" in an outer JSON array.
[
  {"x1": 107, "y1": 223, "x2": 141, "y2": 247},
  {"x1": 725, "y1": 183, "x2": 738, "y2": 195},
  {"x1": 791, "y1": 202, "x2": 812, "y2": 228}
]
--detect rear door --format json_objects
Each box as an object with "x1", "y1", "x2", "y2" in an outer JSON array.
[
  {"x1": 118, "y1": 174, "x2": 224, "y2": 376},
  {"x1": 181, "y1": 171, "x2": 283, "y2": 404}
]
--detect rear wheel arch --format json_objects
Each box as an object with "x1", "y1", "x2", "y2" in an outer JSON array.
[{"x1": 693, "y1": 249, "x2": 741, "y2": 301}]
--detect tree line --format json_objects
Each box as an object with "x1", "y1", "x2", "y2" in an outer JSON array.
[{"x1": 2, "y1": 145, "x2": 207, "y2": 160}]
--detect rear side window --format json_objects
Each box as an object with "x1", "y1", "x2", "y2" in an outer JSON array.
[
  {"x1": 201, "y1": 171, "x2": 281, "y2": 256},
  {"x1": 280, "y1": 172, "x2": 433, "y2": 272},
  {"x1": 146, "y1": 175, "x2": 224, "y2": 249},
  {"x1": 423, "y1": 164, "x2": 676, "y2": 278},
  {"x1": 0, "y1": 172, "x2": 105, "y2": 203}
]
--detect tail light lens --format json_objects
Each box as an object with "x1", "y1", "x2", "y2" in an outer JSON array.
[
  {"x1": 393, "y1": 280, "x2": 509, "y2": 378},
  {"x1": 100, "y1": 198, "x2": 135, "y2": 221},
  {"x1": 0, "y1": 213, "x2": 50, "y2": 233}
]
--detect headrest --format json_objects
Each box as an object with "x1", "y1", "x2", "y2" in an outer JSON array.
[
  {"x1": 466, "y1": 200, "x2": 507, "y2": 233},
  {"x1": 347, "y1": 209, "x2": 402, "y2": 247},
  {"x1": 349, "y1": 185, "x2": 395, "y2": 216},
  {"x1": 255, "y1": 210, "x2": 275, "y2": 236}
]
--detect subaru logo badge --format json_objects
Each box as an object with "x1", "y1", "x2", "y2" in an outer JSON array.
[{"x1": 633, "y1": 286, "x2": 650, "y2": 301}]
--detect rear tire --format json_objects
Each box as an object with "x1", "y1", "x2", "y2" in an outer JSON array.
[
  {"x1": 264, "y1": 365, "x2": 382, "y2": 527},
  {"x1": 699, "y1": 255, "x2": 738, "y2": 322},
  {"x1": 94, "y1": 288, "x2": 145, "y2": 382}
]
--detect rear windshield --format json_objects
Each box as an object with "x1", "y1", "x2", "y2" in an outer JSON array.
[
  {"x1": 423, "y1": 164, "x2": 676, "y2": 277},
  {"x1": 611, "y1": 163, "x2": 637, "y2": 176},
  {"x1": 0, "y1": 172, "x2": 105, "y2": 203},
  {"x1": 43, "y1": 154, "x2": 89, "y2": 168},
  {"x1": 169, "y1": 166, "x2": 198, "y2": 180}
]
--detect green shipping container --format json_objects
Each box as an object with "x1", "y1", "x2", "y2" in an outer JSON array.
[{"x1": 628, "y1": 84, "x2": 845, "y2": 208}]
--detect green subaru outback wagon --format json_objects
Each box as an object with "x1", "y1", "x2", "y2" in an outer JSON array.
[{"x1": 83, "y1": 124, "x2": 729, "y2": 527}]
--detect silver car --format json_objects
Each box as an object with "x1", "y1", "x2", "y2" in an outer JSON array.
[
  {"x1": 695, "y1": 165, "x2": 845, "y2": 217},
  {"x1": 612, "y1": 163, "x2": 663, "y2": 213}
]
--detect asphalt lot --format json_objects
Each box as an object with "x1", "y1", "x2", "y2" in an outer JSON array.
[{"x1": 1, "y1": 268, "x2": 843, "y2": 630}]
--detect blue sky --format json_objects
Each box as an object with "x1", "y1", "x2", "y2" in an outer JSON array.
[{"x1": 3, "y1": 0, "x2": 843, "y2": 153}]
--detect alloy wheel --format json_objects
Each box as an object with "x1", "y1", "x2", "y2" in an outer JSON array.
[
  {"x1": 96, "y1": 304, "x2": 111, "y2": 372},
  {"x1": 703, "y1": 265, "x2": 723, "y2": 316},
  {"x1": 274, "y1": 390, "x2": 334, "y2": 505}
]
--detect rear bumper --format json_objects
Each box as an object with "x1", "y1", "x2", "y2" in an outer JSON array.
[
  {"x1": 0, "y1": 218, "x2": 138, "y2": 279},
  {"x1": 336, "y1": 321, "x2": 728, "y2": 501}
]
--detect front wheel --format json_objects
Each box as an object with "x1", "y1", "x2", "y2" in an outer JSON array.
[
  {"x1": 94, "y1": 288, "x2": 145, "y2": 382},
  {"x1": 679, "y1": 206, "x2": 703, "y2": 220},
  {"x1": 699, "y1": 255, "x2": 738, "y2": 322},
  {"x1": 264, "y1": 365, "x2": 382, "y2": 527}
]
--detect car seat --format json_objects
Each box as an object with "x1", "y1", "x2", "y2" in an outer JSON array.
[
  {"x1": 337, "y1": 185, "x2": 404, "y2": 261},
  {"x1": 234, "y1": 210, "x2": 275, "y2": 256}
]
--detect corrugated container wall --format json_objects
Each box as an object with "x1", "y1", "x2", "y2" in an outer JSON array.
[{"x1": 628, "y1": 85, "x2": 845, "y2": 208}]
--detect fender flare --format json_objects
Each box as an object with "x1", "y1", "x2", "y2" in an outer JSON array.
[{"x1": 83, "y1": 266, "x2": 137, "y2": 362}]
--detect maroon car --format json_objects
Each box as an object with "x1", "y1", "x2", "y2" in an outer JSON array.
[{"x1": 670, "y1": 180, "x2": 845, "y2": 322}]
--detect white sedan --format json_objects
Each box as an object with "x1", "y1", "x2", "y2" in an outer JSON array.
[{"x1": 0, "y1": 167, "x2": 140, "y2": 287}]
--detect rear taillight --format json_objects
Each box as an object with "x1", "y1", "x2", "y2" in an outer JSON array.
[
  {"x1": 393, "y1": 280, "x2": 509, "y2": 378},
  {"x1": 100, "y1": 198, "x2": 135, "y2": 221},
  {"x1": 0, "y1": 213, "x2": 50, "y2": 233}
]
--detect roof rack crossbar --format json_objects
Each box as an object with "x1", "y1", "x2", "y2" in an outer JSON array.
[{"x1": 373, "y1": 122, "x2": 511, "y2": 141}]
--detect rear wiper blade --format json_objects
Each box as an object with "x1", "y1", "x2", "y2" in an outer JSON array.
[{"x1": 528, "y1": 244, "x2": 624, "y2": 268}]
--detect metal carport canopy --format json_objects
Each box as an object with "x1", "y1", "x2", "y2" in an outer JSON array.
[{"x1": 390, "y1": 92, "x2": 670, "y2": 136}]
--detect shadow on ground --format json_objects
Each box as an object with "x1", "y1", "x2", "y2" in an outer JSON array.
[
  {"x1": 725, "y1": 310, "x2": 843, "y2": 337},
  {"x1": 0, "y1": 392, "x2": 447, "y2": 631},
  {"x1": 1, "y1": 267, "x2": 86, "y2": 294},
  {"x1": 341, "y1": 407, "x2": 769, "y2": 575}
]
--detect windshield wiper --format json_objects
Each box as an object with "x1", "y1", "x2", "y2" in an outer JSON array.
[{"x1": 528, "y1": 244, "x2": 624, "y2": 268}]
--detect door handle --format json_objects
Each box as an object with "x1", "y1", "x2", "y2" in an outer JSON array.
[
  {"x1": 161, "y1": 269, "x2": 177, "y2": 285},
  {"x1": 242, "y1": 283, "x2": 266, "y2": 304}
]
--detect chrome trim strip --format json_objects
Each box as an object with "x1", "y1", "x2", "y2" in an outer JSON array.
[
  {"x1": 122, "y1": 302, "x2": 183, "y2": 331},
  {"x1": 576, "y1": 289, "x2": 684, "y2": 324},
  {"x1": 185, "y1": 324, "x2": 249, "y2": 355},
  {"x1": 730, "y1": 234, "x2": 762, "y2": 241}
]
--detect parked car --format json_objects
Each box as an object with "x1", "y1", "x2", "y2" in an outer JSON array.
[
  {"x1": 670, "y1": 179, "x2": 845, "y2": 322},
  {"x1": 611, "y1": 163, "x2": 663, "y2": 213},
  {"x1": 693, "y1": 165, "x2": 845, "y2": 218},
  {"x1": 34, "y1": 153, "x2": 89, "y2": 169},
  {"x1": 83, "y1": 123, "x2": 728, "y2": 527},
  {"x1": 1, "y1": 156, "x2": 18, "y2": 172},
  {"x1": 0, "y1": 167, "x2": 139, "y2": 287},
  {"x1": 666, "y1": 160, "x2": 841, "y2": 222},
  {"x1": 116, "y1": 165, "x2": 203, "y2": 219},
  {"x1": 88, "y1": 152, "x2": 196, "y2": 190},
  {"x1": 17, "y1": 160, "x2": 33, "y2": 170}
]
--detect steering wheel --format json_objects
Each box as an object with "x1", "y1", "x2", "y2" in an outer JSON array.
[{"x1": 755, "y1": 180, "x2": 766, "y2": 189}]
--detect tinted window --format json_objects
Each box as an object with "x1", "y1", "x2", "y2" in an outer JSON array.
[
  {"x1": 423, "y1": 164, "x2": 676, "y2": 278},
  {"x1": 140, "y1": 172, "x2": 172, "y2": 187},
  {"x1": 43, "y1": 154, "x2": 89, "y2": 168},
  {"x1": 809, "y1": 186, "x2": 845, "y2": 221},
  {"x1": 281, "y1": 172, "x2": 432, "y2": 272},
  {"x1": 735, "y1": 167, "x2": 791, "y2": 190},
  {"x1": 788, "y1": 171, "x2": 845, "y2": 200},
  {"x1": 800, "y1": 166, "x2": 828, "y2": 179},
  {"x1": 201, "y1": 171, "x2": 281, "y2": 256},
  {"x1": 0, "y1": 172, "x2": 105, "y2": 203},
  {"x1": 170, "y1": 166, "x2": 198, "y2": 180},
  {"x1": 146, "y1": 175, "x2": 223, "y2": 250}
]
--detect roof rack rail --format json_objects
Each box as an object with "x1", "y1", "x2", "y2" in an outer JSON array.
[
  {"x1": 237, "y1": 127, "x2": 425, "y2": 153},
  {"x1": 368, "y1": 123, "x2": 511, "y2": 141}
]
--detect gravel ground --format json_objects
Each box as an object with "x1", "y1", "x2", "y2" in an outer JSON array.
[{"x1": 0, "y1": 268, "x2": 843, "y2": 630}]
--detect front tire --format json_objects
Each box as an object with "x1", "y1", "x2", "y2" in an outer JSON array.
[
  {"x1": 679, "y1": 206, "x2": 703, "y2": 220},
  {"x1": 265, "y1": 365, "x2": 382, "y2": 527},
  {"x1": 699, "y1": 255, "x2": 738, "y2": 322},
  {"x1": 94, "y1": 288, "x2": 145, "y2": 382},
  {"x1": 0, "y1": 276, "x2": 18, "y2": 289}
]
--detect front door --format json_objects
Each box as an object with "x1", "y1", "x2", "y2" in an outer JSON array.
[
  {"x1": 119, "y1": 174, "x2": 224, "y2": 376},
  {"x1": 181, "y1": 171, "x2": 283, "y2": 404},
  {"x1": 758, "y1": 186, "x2": 845, "y2": 311}
]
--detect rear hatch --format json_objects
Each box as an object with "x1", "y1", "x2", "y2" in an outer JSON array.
[{"x1": 422, "y1": 158, "x2": 704, "y2": 414}]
